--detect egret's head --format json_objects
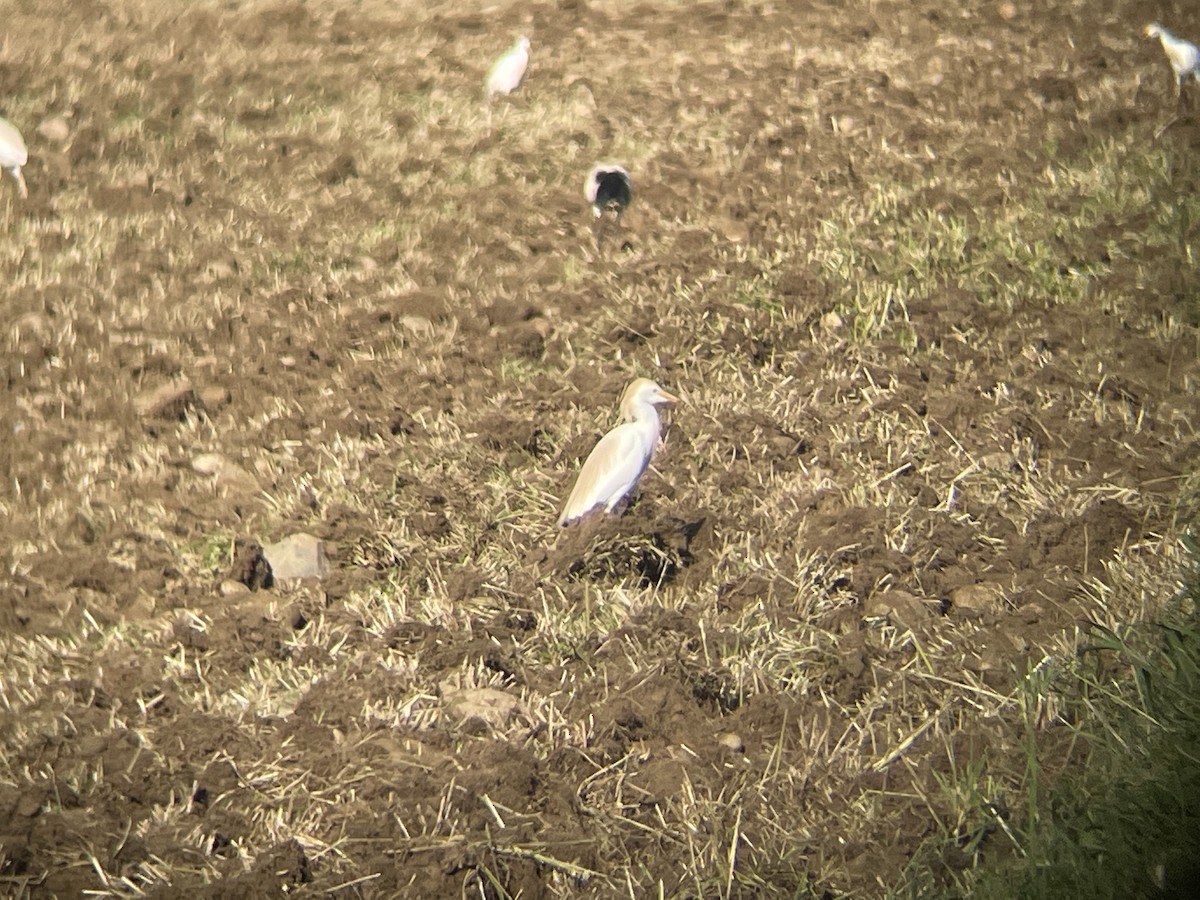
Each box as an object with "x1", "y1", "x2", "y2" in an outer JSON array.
[
  {"x1": 622, "y1": 378, "x2": 678, "y2": 413},
  {"x1": 1145, "y1": 23, "x2": 1164, "y2": 39},
  {"x1": 517, "y1": 36, "x2": 531, "y2": 52}
]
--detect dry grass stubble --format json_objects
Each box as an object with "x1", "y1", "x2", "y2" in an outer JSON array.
[{"x1": 1, "y1": 0, "x2": 1198, "y2": 896}]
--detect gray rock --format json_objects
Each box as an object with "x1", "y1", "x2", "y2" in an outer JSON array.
[
  {"x1": 949, "y1": 583, "x2": 1004, "y2": 619},
  {"x1": 443, "y1": 686, "x2": 520, "y2": 734},
  {"x1": 199, "y1": 386, "x2": 231, "y2": 409},
  {"x1": 263, "y1": 533, "x2": 328, "y2": 581},
  {"x1": 37, "y1": 115, "x2": 71, "y2": 144},
  {"x1": 219, "y1": 579, "x2": 251, "y2": 597},
  {"x1": 864, "y1": 589, "x2": 931, "y2": 627},
  {"x1": 191, "y1": 452, "x2": 260, "y2": 492},
  {"x1": 717, "y1": 732, "x2": 745, "y2": 753}
]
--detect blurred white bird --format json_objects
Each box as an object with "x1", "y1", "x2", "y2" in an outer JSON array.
[
  {"x1": 486, "y1": 36, "x2": 530, "y2": 97},
  {"x1": 558, "y1": 378, "x2": 677, "y2": 526},
  {"x1": 0, "y1": 116, "x2": 28, "y2": 199},
  {"x1": 584, "y1": 164, "x2": 633, "y2": 221},
  {"x1": 1145, "y1": 23, "x2": 1200, "y2": 97}
]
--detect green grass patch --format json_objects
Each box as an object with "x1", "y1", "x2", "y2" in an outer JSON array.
[
  {"x1": 893, "y1": 539, "x2": 1200, "y2": 899},
  {"x1": 808, "y1": 134, "x2": 1200, "y2": 341}
]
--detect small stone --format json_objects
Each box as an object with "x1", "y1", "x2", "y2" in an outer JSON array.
[
  {"x1": 199, "y1": 386, "x2": 231, "y2": 409},
  {"x1": 398, "y1": 315, "x2": 434, "y2": 338},
  {"x1": 149, "y1": 175, "x2": 189, "y2": 203},
  {"x1": 205, "y1": 260, "x2": 236, "y2": 280},
  {"x1": 192, "y1": 453, "x2": 224, "y2": 476},
  {"x1": 864, "y1": 590, "x2": 930, "y2": 627},
  {"x1": 717, "y1": 732, "x2": 745, "y2": 753},
  {"x1": 37, "y1": 115, "x2": 72, "y2": 144},
  {"x1": 821, "y1": 311, "x2": 844, "y2": 332},
  {"x1": 279, "y1": 355, "x2": 296, "y2": 369},
  {"x1": 219, "y1": 579, "x2": 251, "y2": 597},
  {"x1": 443, "y1": 686, "x2": 520, "y2": 733},
  {"x1": 978, "y1": 451, "x2": 1013, "y2": 471},
  {"x1": 718, "y1": 216, "x2": 750, "y2": 244},
  {"x1": 121, "y1": 171, "x2": 153, "y2": 193},
  {"x1": 191, "y1": 452, "x2": 261, "y2": 491},
  {"x1": 14, "y1": 792, "x2": 43, "y2": 818},
  {"x1": 949, "y1": 583, "x2": 1004, "y2": 619},
  {"x1": 220, "y1": 462, "x2": 261, "y2": 491},
  {"x1": 263, "y1": 533, "x2": 328, "y2": 581},
  {"x1": 135, "y1": 379, "x2": 201, "y2": 421},
  {"x1": 997, "y1": 1, "x2": 1017, "y2": 20}
]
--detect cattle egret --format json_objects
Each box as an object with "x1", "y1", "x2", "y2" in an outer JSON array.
[
  {"x1": 558, "y1": 378, "x2": 677, "y2": 526},
  {"x1": 0, "y1": 117, "x2": 28, "y2": 199},
  {"x1": 1145, "y1": 23, "x2": 1200, "y2": 97},
  {"x1": 486, "y1": 36, "x2": 531, "y2": 97},
  {"x1": 584, "y1": 164, "x2": 633, "y2": 221}
]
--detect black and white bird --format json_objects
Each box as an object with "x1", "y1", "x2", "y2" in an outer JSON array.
[
  {"x1": 558, "y1": 378, "x2": 677, "y2": 526},
  {"x1": 1145, "y1": 23, "x2": 1200, "y2": 97},
  {"x1": 486, "y1": 36, "x2": 531, "y2": 97},
  {"x1": 584, "y1": 164, "x2": 633, "y2": 222},
  {"x1": 0, "y1": 116, "x2": 28, "y2": 199}
]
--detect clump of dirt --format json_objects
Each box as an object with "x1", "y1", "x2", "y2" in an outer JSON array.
[
  {"x1": 0, "y1": 0, "x2": 1197, "y2": 896},
  {"x1": 229, "y1": 537, "x2": 273, "y2": 590},
  {"x1": 545, "y1": 504, "x2": 713, "y2": 587}
]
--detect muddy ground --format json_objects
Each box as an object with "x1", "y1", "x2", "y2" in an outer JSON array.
[{"x1": 1, "y1": 0, "x2": 1198, "y2": 896}]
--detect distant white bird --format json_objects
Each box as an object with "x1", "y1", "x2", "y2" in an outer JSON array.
[
  {"x1": 584, "y1": 164, "x2": 633, "y2": 222},
  {"x1": 486, "y1": 36, "x2": 531, "y2": 97},
  {"x1": 558, "y1": 378, "x2": 677, "y2": 526},
  {"x1": 0, "y1": 116, "x2": 28, "y2": 199},
  {"x1": 1145, "y1": 23, "x2": 1200, "y2": 97}
]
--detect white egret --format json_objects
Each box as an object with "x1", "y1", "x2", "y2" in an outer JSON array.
[
  {"x1": 1146, "y1": 23, "x2": 1200, "y2": 97},
  {"x1": 558, "y1": 378, "x2": 677, "y2": 526},
  {"x1": 0, "y1": 116, "x2": 28, "y2": 199},
  {"x1": 584, "y1": 164, "x2": 632, "y2": 221},
  {"x1": 486, "y1": 36, "x2": 531, "y2": 97}
]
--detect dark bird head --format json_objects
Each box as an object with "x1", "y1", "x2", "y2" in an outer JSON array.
[{"x1": 584, "y1": 164, "x2": 633, "y2": 219}]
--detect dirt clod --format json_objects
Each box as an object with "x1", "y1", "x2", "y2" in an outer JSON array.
[
  {"x1": 0, "y1": 1, "x2": 1195, "y2": 897},
  {"x1": 229, "y1": 538, "x2": 273, "y2": 590}
]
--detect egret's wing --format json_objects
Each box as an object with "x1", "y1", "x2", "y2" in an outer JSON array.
[
  {"x1": 487, "y1": 53, "x2": 507, "y2": 79},
  {"x1": 485, "y1": 56, "x2": 509, "y2": 94},
  {"x1": 486, "y1": 49, "x2": 527, "y2": 95},
  {"x1": 1184, "y1": 43, "x2": 1200, "y2": 74},
  {"x1": 0, "y1": 118, "x2": 26, "y2": 168},
  {"x1": 1168, "y1": 44, "x2": 1191, "y2": 72},
  {"x1": 558, "y1": 423, "x2": 653, "y2": 525},
  {"x1": 1162, "y1": 34, "x2": 1200, "y2": 74}
]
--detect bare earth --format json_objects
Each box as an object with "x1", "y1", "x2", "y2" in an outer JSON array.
[{"x1": 1, "y1": 0, "x2": 1198, "y2": 896}]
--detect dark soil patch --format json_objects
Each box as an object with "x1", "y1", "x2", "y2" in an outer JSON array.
[{"x1": 0, "y1": 0, "x2": 1197, "y2": 896}]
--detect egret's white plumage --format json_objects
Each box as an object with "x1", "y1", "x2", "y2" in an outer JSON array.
[
  {"x1": 1146, "y1": 23, "x2": 1200, "y2": 97},
  {"x1": 486, "y1": 36, "x2": 531, "y2": 97},
  {"x1": 0, "y1": 116, "x2": 28, "y2": 199},
  {"x1": 558, "y1": 378, "x2": 677, "y2": 526},
  {"x1": 584, "y1": 164, "x2": 633, "y2": 221}
]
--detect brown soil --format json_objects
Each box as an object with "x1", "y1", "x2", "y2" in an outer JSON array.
[{"x1": 1, "y1": 0, "x2": 1198, "y2": 896}]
